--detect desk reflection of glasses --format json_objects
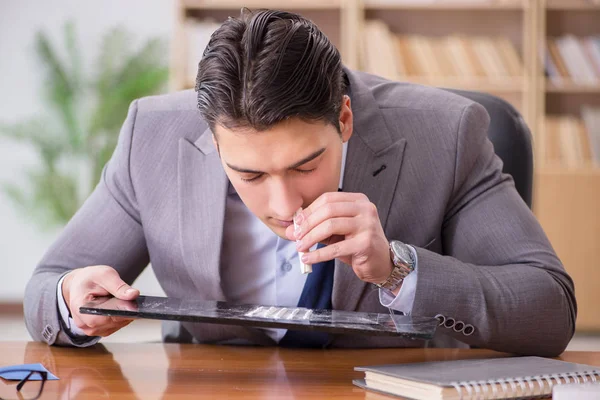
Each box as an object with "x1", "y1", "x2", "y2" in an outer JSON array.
[{"x1": 21, "y1": 343, "x2": 121, "y2": 400}]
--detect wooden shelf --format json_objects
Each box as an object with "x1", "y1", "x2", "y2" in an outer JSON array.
[
  {"x1": 184, "y1": 77, "x2": 525, "y2": 93},
  {"x1": 534, "y1": 166, "x2": 600, "y2": 331},
  {"x1": 181, "y1": 0, "x2": 342, "y2": 10},
  {"x1": 364, "y1": 0, "x2": 524, "y2": 10},
  {"x1": 546, "y1": 0, "x2": 600, "y2": 10},
  {"x1": 397, "y1": 76, "x2": 525, "y2": 92},
  {"x1": 546, "y1": 81, "x2": 600, "y2": 93},
  {"x1": 537, "y1": 166, "x2": 600, "y2": 175}
]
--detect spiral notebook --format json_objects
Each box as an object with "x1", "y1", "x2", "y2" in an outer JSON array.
[{"x1": 353, "y1": 356, "x2": 600, "y2": 399}]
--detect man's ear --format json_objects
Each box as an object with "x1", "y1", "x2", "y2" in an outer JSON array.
[
  {"x1": 339, "y1": 95, "x2": 353, "y2": 143},
  {"x1": 211, "y1": 134, "x2": 220, "y2": 155}
]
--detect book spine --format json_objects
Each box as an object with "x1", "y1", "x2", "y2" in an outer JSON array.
[
  {"x1": 582, "y1": 107, "x2": 600, "y2": 165},
  {"x1": 548, "y1": 38, "x2": 570, "y2": 80},
  {"x1": 451, "y1": 370, "x2": 600, "y2": 399},
  {"x1": 583, "y1": 37, "x2": 600, "y2": 77}
]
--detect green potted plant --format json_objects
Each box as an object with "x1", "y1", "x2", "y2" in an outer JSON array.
[{"x1": 0, "y1": 22, "x2": 169, "y2": 229}]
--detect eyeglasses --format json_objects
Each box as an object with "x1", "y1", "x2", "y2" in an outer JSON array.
[{"x1": 0, "y1": 369, "x2": 47, "y2": 400}]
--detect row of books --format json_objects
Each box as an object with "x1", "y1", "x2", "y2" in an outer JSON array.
[
  {"x1": 363, "y1": 20, "x2": 523, "y2": 80},
  {"x1": 543, "y1": 107, "x2": 600, "y2": 168},
  {"x1": 367, "y1": 0, "x2": 600, "y2": 4},
  {"x1": 184, "y1": 19, "x2": 600, "y2": 88},
  {"x1": 367, "y1": 0, "x2": 519, "y2": 4},
  {"x1": 544, "y1": 36, "x2": 600, "y2": 85}
]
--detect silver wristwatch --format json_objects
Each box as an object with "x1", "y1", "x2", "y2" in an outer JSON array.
[{"x1": 377, "y1": 240, "x2": 416, "y2": 291}]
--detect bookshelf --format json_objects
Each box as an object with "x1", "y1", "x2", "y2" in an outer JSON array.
[
  {"x1": 358, "y1": 0, "x2": 534, "y2": 125},
  {"x1": 170, "y1": 0, "x2": 361, "y2": 91},
  {"x1": 546, "y1": 82, "x2": 600, "y2": 93},
  {"x1": 170, "y1": 0, "x2": 600, "y2": 331},
  {"x1": 180, "y1": 0, "x2": 344, "y2": 9},
  {"x1": 535, "y1": 0, "x2": 600, "y2": 332},
  {"x1": 547, "y1": 0, "x2": 600, "y2": 10},
  {"x1": 362, "y1": 0, "x2": 524, "y2": 9}
]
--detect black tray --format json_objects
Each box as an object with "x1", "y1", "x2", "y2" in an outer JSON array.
[{"x1": 80, "y1": 295, "x2": 438, "y2": 339}]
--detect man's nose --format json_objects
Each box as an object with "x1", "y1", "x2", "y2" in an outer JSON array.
[{"x1": 268, "y1": 179, "x2": 302, "y2": 220}]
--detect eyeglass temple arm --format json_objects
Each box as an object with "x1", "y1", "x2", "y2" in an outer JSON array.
[{"x1": 16, "y1": 371, "x2": 47, "y2": 392}]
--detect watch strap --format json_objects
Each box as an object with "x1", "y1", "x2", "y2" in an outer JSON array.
[{"x1": 377, "y1": 241, "x2": 415, "y2": 291}]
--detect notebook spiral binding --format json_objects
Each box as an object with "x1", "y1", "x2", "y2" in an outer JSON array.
[{"x1": 450, "y1": 370, "x2": 600, "y2": 399}]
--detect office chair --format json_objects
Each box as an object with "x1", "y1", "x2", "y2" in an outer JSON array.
[{"x1": 443, "y1": 89, "x2": 534, "y2": 209}]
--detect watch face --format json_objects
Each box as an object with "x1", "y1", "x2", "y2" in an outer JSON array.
[{"x1": 391, "y1": 241, "x2": 411, "y2": 263}]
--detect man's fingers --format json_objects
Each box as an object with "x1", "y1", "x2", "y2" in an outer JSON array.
[
  {"x1": 92, "y1": 266, "x2": 139, "y2": 300},
  {"x1": 294, "y1": 192, "x2": 369, "y2": 240},
  {"x1": 61, "y1": 265, "x2": 139, "y2": 338},
  {"x1": 93, "y1": 319, "x2": 134, "y2": 337},
  {"x1": 73, "y1": 295, "x2": 137, "y2": 330},
  {"x1": 285, "y1": 224, "x2": 296, "y2": 241},
  {"x1": 296, "y1": 217, "x2": 356, "y2": 252},
  {"x1": 91, "y1": 327, "x2": 122, "y2": 338},
  {"x1": 301, "y1": 237, "x2": 358, "y2": 265},
  {"x1": 74, "y1": 313, "x2": 134, "y2": 336},
  {"x1": 74, "y1": 313, "x2": 125, "y2": 330},
  {"x1": 80, "y1": 321, "x2": 132, "y2": 338},
  {"x1": 297, "y1": 201, "x2": 358, "y2": 239},
  {"x1": 304, "y1": 192, "x2": 369, "y2": 216}
]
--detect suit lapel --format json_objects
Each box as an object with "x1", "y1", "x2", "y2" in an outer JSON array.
[
  {"x1": 178, "y1": 127, "x2": 277, "y2": 345},
  {"x1": 178, "y1": 127, "x2": 228, "y2": 300},
  {"x1": 332, "y1": 70, "x2": 408, "y2": 312}
]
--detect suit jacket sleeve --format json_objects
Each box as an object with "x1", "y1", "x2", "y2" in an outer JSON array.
[
  {"x1": 412, "y1": 103, "x2": 577, "y2": 357},
  {"x1": 23, "y1": 100, "x2": 150, "y2": 346}
]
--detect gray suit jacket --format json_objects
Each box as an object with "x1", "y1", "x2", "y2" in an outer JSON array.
[{"x1": 24, "y1": 70, "x2": 576, "y2": 356}]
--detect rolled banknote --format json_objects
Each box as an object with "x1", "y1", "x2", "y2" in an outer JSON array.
[{"x1": 294, "y1": 208, "x2": 312, "y2": 274}]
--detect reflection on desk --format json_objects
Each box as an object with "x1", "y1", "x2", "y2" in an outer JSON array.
[{"x1": 2, "y1": 341, "x2": 599, "y2": 399}]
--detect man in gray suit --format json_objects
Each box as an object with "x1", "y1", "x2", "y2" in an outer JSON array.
[{"x1": 24, "y1": 10, "x2": 575, "y2": 356}]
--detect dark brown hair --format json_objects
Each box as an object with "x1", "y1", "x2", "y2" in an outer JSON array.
[{"x1": 195, "y1": 9, "x2": 347, "y2": 133}]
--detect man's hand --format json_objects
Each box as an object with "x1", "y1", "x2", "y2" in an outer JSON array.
[
  {"x1": 62, "y1": 265, "x2": 139, "y2": 337},
  {"x1": 285, "y1": 192, "x2": 395, "y2": 287}
]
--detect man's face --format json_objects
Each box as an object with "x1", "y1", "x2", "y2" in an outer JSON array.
[{"x1": 212, "y1": 96, "x2": 353, "y2": 239}]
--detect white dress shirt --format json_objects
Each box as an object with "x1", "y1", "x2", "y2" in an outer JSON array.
[{"x1": 57, "y1": 142, "x2": 419, "y2": 343}]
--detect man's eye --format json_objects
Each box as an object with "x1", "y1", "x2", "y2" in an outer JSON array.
[
  {"x1": 296, "y1": 168, "x2": 316, "y2": 175},
  {"x1": 240, "y1": 174, "x2": 263, "y2": 182}
]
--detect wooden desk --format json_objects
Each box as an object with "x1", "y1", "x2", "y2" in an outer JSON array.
[{"x1": 3, "y1": 342, "x2": 600, "y2": 399}]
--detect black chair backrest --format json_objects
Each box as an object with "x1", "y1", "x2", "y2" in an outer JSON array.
[{"x1": 443, "y1": 89, "x2": 534, "y2": 209}]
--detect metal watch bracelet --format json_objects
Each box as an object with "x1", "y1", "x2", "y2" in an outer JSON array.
[{"x1": 376, "y1": 240, "x2": 415, "y2": 291}]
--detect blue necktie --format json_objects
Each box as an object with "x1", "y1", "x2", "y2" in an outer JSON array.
[{"x1": 279, "y1": 244, "x2": 335, "y2": 348}]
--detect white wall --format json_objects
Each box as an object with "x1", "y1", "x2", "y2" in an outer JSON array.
[{"x1": 0, "y1": 0, "x2": 174, "y2": 301}]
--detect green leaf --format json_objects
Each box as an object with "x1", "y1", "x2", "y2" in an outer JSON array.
[
  {"x1": 95, "y1": 26, "x2": 132, "y2": 97},
  {"x1": 3, "y1": 178, "x2": 59, "y2": 230},
  {"x1": 35, "y1": 28, "x2": 82, "y2": 150},
  {"x1": 65, "y1": 20, "x2": 83, "y2": 91},
  {"x1": 115, "y1": 37, "x2": 167, "y2": 86},
  {"x1": 0, "y1": 118, "x2": 63, "y2": 163},
  {"x1": 3, "y1": 183, "x2": 29, "y2": 210},
  {"x1": 2, "y1": 22, "x2": 169, "y2": 229},
  {"x1": 90, "y1": 34, "x2": 168, "y2": 136},
  {"x1": 89, "y1": 66, "x2": 168, "y2": 136},
  {"x1": 27, "y1": 167, "x2": 80, "y2": 224}
]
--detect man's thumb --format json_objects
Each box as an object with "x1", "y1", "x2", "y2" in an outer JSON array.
[
  {"x1": 118, "y1": 284, "x2": 140, "y2": 300},
  {"x1": 96, "y1": 268, "x2": 140, "y2": 300}
]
